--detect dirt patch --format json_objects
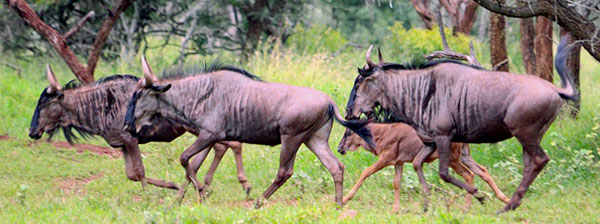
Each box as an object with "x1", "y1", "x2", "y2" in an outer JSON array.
[
  {"x1": 50, "y1": 141, "x2": 122, "y2": 158},
  {"x1": 56, "y1": 173, "x2": 104, "y2": 196},
  {"x1": 0, "y1": 135, "x2": 14, "y2": 141}
]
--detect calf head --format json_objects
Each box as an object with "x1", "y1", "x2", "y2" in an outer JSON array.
[
  {"x1": 124, "y1": 56, "x2": 172, "y2": 136},
  {"x1": 337, "y1": 128, "x2": 363, "y2": 155}
]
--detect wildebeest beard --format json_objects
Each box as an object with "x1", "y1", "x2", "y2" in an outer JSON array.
[{"x1": 46, "y1": 124, "x2": 94, "y2": 144}]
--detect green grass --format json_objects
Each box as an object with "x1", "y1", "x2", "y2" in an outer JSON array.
[{"x1": 1, "y1": 43, "x2": 599, "y2": 223}]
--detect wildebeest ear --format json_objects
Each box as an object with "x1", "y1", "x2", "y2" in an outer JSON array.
[
  {"x1": 150, "y1": 84, "x2": 171, "y2": 93},
  {"x1": 357, "y1": 67, "x2": 372, "y2": 78}
]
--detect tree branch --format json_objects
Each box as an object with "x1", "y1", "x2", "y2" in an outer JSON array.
[
  {"x1": 6, "y1": 0, "x2": 93, "y2": 83},
  {"x1": 86, "y1": 0, "x2": 132, "y2": 76},
  {"x1": 425, "y1": 7, "x2": 481, "y2": 66},
  {"x1": 64, "y1": 10, "x2": 95, "y2": 40}
]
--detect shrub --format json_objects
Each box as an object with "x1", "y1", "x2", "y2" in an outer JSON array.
[
  {"x1": 383, "y1": 22, "x2": 482, "y2": 63},
  {"x1": 286, "y1": 24, "x2": 348, "y2": 54}
]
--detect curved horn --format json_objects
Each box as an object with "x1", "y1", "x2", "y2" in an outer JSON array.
[
  {"x1": 378, "y1": 47, "x2": 384, "y2": 64},
  {"x1": 46, "y1": 64, "x2": 61, "y2": 94},
  {"x1": 140, "y1": 55, "x2": 156, "y2": 87},
  {"x1": 365, "y1": 44, "x2": 376, "y2": 68}
]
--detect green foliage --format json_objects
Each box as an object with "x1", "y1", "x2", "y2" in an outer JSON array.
[
  {"x1": 286, "y1": 24, "x2": 349, "y2": 54},
  {"x1": 384, "y1": 22, "x2": 483, "y2": 63}
]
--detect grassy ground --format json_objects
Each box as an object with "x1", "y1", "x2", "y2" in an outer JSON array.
[{"x1": 0, "y1": 45, "x2": 599, "y2": 223}]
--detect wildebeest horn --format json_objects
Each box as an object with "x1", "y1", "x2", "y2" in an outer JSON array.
[
  {"x1": 46, "y1": 64, "x2": 61, "y2": 94},
  {"x1": 378, "y1": 47, "x2": 384, "y2": 64},
  {"x1": 140, "y1": 55, "x2": 157, "y2": 88},
  {"x1": 365, "y1": 44, "x2": 376, "y2": 69}
]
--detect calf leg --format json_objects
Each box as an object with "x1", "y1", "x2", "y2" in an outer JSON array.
[
  {"x1": 435, "y1": 136, "x2": 478, "y2": 195},
  {"x1": 459, "y1": 145, "x2": 510, "y2": 203},
  {"x1": 342, "y1": 157, "x2": 389, "y2": 205},
  {"x1": 229, "y1": 142, "x2": 252, "y2": 196},
  {"x1": 412, "y1": 146, "x2": 435, "y2": 212},
  {"x1": 449, "y1": 158, "x2": 475, "y2": 208},
  {"x1": 501, "y1": 139, "x2": 549, "y2": 212},
  {"x1": 392, "y1": 164, "x2": 404, "y2": 213}
]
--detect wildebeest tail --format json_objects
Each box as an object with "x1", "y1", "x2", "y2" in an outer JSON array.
[
  {"x1": 328, "y1": 103, "x2": 376, "y2": 150},
  {"x1": 554, "y1": 36, "x2": 580, "y2": 102}
]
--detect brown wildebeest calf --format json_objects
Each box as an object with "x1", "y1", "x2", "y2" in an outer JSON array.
[{"x1": 338, "y1": 123, "x2": 510, "y2": 212}]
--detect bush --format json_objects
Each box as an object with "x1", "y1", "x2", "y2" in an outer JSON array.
[
  {"x1": 383, "y1": 22, "x2": 482, "y2": 63},
  {"x1": 286, "y1": 24, "x2": 348, "y2": 54}
]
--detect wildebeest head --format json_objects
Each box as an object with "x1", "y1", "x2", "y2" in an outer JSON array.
[
  {"x1": 29, "y1": 65, "x2": 66, "y2": 140},
  {"x1": 345, "y1": 45, "x2": 388, "y2": 121},
  {"x1": 124, "y1": 56, "x2": 172, "y2": 135}
]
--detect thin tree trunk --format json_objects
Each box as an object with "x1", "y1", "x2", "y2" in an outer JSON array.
[
  {"x1": 411, "y1": 0, "x2": 435, "y2": 29},
  {"x1": 489, "y1": 0, "x2": 508, "y2": 72},
  {"x1": 457, "y1": 0, "x2": 478, "y2": 34},
  {"x1": 520, "y1": 13, "x2": 536, "y2": 74},
  {"x1": 534, "y1": 16, "x2": 553, "y2": 82},
  {"x1": 560, "y1": 29, "x2": 581, "y2": 118},
  {"x1": 477, "y1": 9, "x2": 488, "y2": 41}
]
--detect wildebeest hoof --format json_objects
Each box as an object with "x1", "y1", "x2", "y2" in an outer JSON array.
[
  {"x1": 245, "y1": 187, "x2": 252, "y2": 197},
  {"x1": 254, "y1": 198, "x2": 264, "y2": 209},
  {"x1": 475, "y1": 193, "x2": 485, "y2": 204}
]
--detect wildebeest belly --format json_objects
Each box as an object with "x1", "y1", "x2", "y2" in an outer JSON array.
[{"x1": 452, "y1": 119, "x2": 513, "y2": 143}]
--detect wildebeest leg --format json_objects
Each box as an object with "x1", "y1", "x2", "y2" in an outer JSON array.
[
  {"x1": 392, "y1": 164, "x2": 404, "y2": 213},
  {"x1": 342, "y1": 157, "x2": 388, "y2": 205},
  {"x1": 449, "y1": 157, "x2": 475, "y2": 209},
  {"x1": 435, "y1": 136, "x2": 478, "y2": 196},
  {"x1": 202, "y1": 143, "x2": 226, "y2": 195},
  {"x1": 178, "y1": 134, "x2": 217, "y2": 202},
  {"x1": 257, "y1": 134, "x2": 303, "y2": 208},
  {"x1": 412, "y1": 146, "x2": 435, "y2": 212},
  {"x1": 305, "y1": 121, "x2": 345, "y2": 208},
  {"x1": 120, "y1": 146, "x2": 147, "y2": 189},
  {"x1": 501, "y1": 138, "x2": 549, "y2": 212},
  {"x1": 459, "y1": 145, "x2": 510, "y2": 203},
  {"x1": 229, "y1": 142, "x2": 252, "y2": 197},
  {"x1": 177, "y1": 147, "x2": 211, "y2": 200}
]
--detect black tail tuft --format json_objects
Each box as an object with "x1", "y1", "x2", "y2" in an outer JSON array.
[
  {"x1": 328, "y1": 104, "x2": 376, "y2": 149},
  {"x1": 555, "y1": 36, "x2": 580, "y2": 102}
]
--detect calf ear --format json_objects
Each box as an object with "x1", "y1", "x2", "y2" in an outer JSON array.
[{"x1": 150, "y1": 84, "x2": 171, "y2": 93}]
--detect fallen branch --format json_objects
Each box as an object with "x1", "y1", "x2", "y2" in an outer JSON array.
[
  {"x1": 492, "y1": 59, "x2": 509, "y2": 71},
  {"x1": 424, "y1": 6, "x2": 482, "y2": 66},
  {"x1": 1, "y1": 62, "x2": 22, "y2": 77}
]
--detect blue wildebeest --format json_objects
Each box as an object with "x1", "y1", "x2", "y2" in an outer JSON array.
[
  {"x1": 29, "y1": 65, "x2": 252, "y2": 194},
  {"x1": 123, "y1": 56, "x2": 375, "y2": 207},
  {"x1": 344, "y1": 41, "x2": 578, "y2": 212}
]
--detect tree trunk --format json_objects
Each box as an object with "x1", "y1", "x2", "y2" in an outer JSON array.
[
  {"x1": 520, "y1": 18, "x2": 536, "y2": 74},
  {"x1": 534, "y1": 16, "x2": 553, "y2": 82},
  {"x1": 489, "y1": 0, "x2": 508, "y2": 72},
  {"x1": 457, "y1": 0, "x2": 478, "y2": 34},
  {"x1": 560, "y1": 29, "x2": 581, "y2": 118},
  {"x1": 411, "y1": 0, "x2": 435, "y2": 29}
]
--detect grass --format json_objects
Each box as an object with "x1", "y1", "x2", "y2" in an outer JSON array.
[{"x1": 0, "y1": 42, "x2": 599, "y2": 223}]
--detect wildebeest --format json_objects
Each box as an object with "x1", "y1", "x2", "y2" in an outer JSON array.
[
  {"x1": 345, "y1": 41, "x2": 578, "y2": 212},
  {"x1": 338, "y1": 123, "x2": 509, "y2": 212},
  {"x1": 29, "y1": 65, "x2": 252, "y2": 194},
  {"x1": 123, "y1": 56, "x2": 375, "y2": 207}
]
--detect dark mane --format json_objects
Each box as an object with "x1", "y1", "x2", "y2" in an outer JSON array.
[
  {"x1": 358, "y1": 58, "x2": 484, "y2": 76},
  {"x1": 160, "y1": 58, "x2": 261, "y2": 81},
  {"x1": 62, "y1": 75, "x2": 139, "y2": 90}
]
